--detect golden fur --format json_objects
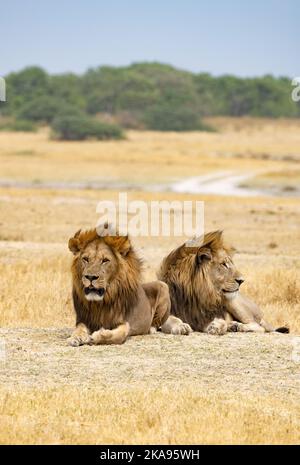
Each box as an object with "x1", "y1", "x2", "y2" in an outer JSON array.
[
  {"x1": 68, "y1": 227, "x2": 171, "y2": 345},
  {"x1": 158, "y1": 230, "x2": 289, "y2": 334},
  {"x1": 158, "y1": 231, "x2": 238, "y2": 331},
  {"x1": 69, "y1": 228, "x2": 141, "y2": 332}
]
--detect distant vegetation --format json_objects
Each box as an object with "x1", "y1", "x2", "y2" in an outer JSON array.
[
  {"x1": 0, "y1": 63, "x2": 298, "y2": 137},
  {"x1": 0, "y1": 118, "x2": 37, "y2": 132},
  {"x1": 51, "y1": 114, "x2": 124, "y2": 141}
]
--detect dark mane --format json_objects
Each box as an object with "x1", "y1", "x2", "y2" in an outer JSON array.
[
  {"x1": 71, "y1": 232, "x2": 142, "y2": 332},
  {"x1": 158, "y1": 231, "x2": 231, "y2": 331}
]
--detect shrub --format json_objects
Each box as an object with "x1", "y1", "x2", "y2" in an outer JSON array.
[
  {"x1": 17, "y1": 96, "x2": 61, "y2": 123},
  {"x1": 144, "y1": 104, "x2": 201, "y2": 131},
  {"x1": 17, "y1": 96, "x2": 82, "y2": 124},
  {"x1": 0, "y1": 119, "x2": 37, "y2": 132},
  {"x1": 51, "y1": 114, "x2": 124, "y2": 141}
]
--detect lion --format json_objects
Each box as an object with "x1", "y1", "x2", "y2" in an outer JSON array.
[
  {"x1": 67, "y1": 227, "x2": 189, "y2": 346},
  {"x1": 158, "y1": 230, "x2": 289, "y2": 335}
]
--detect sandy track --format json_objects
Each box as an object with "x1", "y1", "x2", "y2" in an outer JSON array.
[
  {"x1": 0, "y1": 170, "x2": 296, "y2": 197},
  {"x1": 1, "y1": 328, "x2": 299, "y2": 398},
  {"x1": 171, "y1": 171, "x2": 262, "y2": 196}
]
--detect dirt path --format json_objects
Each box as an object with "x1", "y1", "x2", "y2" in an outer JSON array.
[
  {"x1": 170, "y1": 171, "x2": 264, "y2": 196},
  {"x1": 0, "y1": 171, "x2": 276, "y2": 197},
  {"x1": 1, "y1": 328, "x2": 299, "y2": 396}
]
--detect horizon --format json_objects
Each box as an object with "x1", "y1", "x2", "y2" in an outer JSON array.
[
  {"x1": 2, "y1": 61, "x2": 296, "y2": 79},
  {"x1": 1, "y1": 0, "x2": 298, "y2": 78}
]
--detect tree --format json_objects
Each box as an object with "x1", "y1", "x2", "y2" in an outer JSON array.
[
  {"x1": 2, "y1": 63, "x2": 299, "y2": 128},
  {"x1": 144, "y1": 103, "x2": 201, "y2": 131},
  {"x1": 51, "y1": 114, "x2": 124, "y2": 141},
  {"x1": 4, "y1": 67, "x2": 50, "y2": 114},
  {"x1": 17, "y1": 96, "x2": 78, "y2": 123}
]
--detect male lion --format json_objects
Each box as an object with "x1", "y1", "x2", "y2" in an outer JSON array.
[
  {"x1": 158, "y1": 230, "x2": 289, "y2": 335},
  {"x1": 67, "y1": 227, "x2": 188, "y2": 346}
]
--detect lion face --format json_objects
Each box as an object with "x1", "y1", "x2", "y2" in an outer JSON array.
[
  {"x1": 68, "y1": 228, "x2": 132, "y2": 302},
  {"x1": 159, "y1": 230, "x2": 245, "y2": 315},
  {"x1": 79, "y1": 241, "x2": 118, "y2": 301},
  {"x1": 197, "y1": 246, "x2": 244, "y2": 301}
]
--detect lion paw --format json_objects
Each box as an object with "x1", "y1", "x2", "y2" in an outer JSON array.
[
  {"x1": 171, "y1": 322, "x2": 193, "y2": 335},
  {"x1": 227, "y1": 321, "x2": 241, "y2": 332},
  {"x1": 149, "y1": 326, "x2": 157, "y2": 334},
  {"x1": 205, "y1": 319, "x2": 227, "y2": 336},
  {"x1": 67, "y1": 334, "x2": 91, "y2": 347},
  {"x1": 161, "y1": 316, "x2": 193, "y2": 336},
  {"x1": 90, "y1": 328, "x2": 113, "y2": 345}
]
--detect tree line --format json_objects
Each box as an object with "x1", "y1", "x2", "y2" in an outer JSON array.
[{"x1": 0, "y1": 62, "x2": 298, "y2": 138}]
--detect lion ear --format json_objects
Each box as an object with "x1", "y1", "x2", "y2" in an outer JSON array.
[
  {"x1": 196, "y1": 247, "x2": 212, "y2": 264},
  {"x1": 68, "y1": 230, "x2": 81, "y2": 255},
  {"x1": 116, "y1": 236, "x2": 131, "y2": 257},
  {"x1": 106, "y1": 235, "x2": 131, "y2": 257},
  {"x1": 202, "y1": 230, "x2": 223, "y2": 249}
]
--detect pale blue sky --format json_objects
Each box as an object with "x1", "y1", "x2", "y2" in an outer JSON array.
[{"x1": 0, "y1": 0, "x2": 299, "y2": 77}]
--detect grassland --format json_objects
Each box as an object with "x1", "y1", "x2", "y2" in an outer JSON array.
[
  {"x1": 0, "y1": 117, "x2": 300, "y2": 187},
  {"x1": 0, "y1": 118, "x2": 299, "y2": 444}
]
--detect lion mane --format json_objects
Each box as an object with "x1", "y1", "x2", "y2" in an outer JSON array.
[
  {"x1": 158, "y1": 231, "x2": 233, "y2": 331},
  {"x1": 70, "y1": 228, "x2": 143, "y2": 333}
]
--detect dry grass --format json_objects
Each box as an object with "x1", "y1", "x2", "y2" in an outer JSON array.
[
  {"x1": 0, "y1": 118, "x2": 299, "y2": 444},
  {"x1": 1, "y1": 387, "x2": 299, "y2": 445},
  {"x1": 242, "y1": 169, "x2": 300, "y2": 193},
  {"x1": 0, "y1": 118, "x2": 300, "y2": 186},
  {"x1": 0, "y1": 328, "x2": 299, "y2": 445}
]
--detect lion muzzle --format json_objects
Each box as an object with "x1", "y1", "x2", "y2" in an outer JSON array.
[{"x1": 84, "y1": 286, "x2": 106, "y2": 301}]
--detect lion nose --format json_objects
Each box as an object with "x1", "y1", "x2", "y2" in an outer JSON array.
[
  {"x1": 235, "y1": 277, "x2": 245, "y2": 286},
  {"x1": 84, "y1": 275, "x2": 98, "y2": 283}
]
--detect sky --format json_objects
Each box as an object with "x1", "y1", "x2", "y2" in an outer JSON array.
[{"x1": 0, "y1": 0, "x2": 299, "y2": 77}]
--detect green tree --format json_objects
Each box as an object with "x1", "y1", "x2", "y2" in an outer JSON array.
[
  {"x1": 51, "y1": 114, "x2": 124, "y2": 140},
  {"x1": 2, "y1": 63, "x2": 299, "y2": 128},
  {"x1": 4, "y1": 67, "x2": 50, "y2": 114},
  {"x1": 144, "y1": 103, "x2": 201, "y2": 131}
]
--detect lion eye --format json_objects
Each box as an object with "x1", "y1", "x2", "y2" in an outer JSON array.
[
  {"x1": 82, "y1": 256, "x2": 89, "y2": 263},
  {"x1": 222, "y1": 262, "x2": 229, "y2": 268},
  {"x1": 102, "y1": 258, "x2": 110, "y2": 263}
]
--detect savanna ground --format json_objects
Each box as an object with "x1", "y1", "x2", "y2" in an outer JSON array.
[{"x1": 0, "y1": 117, "x2": 299, "y2": 444}]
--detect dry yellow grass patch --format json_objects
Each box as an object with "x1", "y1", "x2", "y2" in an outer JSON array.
[
  {"x1": 0, "y1": 118, "x2": 300, "y2": 186},
  {"x1": 1, "y1": 325, "x2": 299, "y2": 445},
  {"x1": 1, "y1": 387, "x2": 298, "y2": 445}
]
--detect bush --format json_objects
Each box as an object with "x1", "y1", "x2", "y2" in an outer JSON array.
[
  {"x1": 144, "y1": 104, "x2": 201, "y2": 131},
  {"x1": 0, "y1": 119, "x2": 37, "y2": 132},
  {"x1": 51, "y1": 114, "x2": 124, "y2": 141},
  {"x1": 17, "y1": 96, "x2": 83, "y2": 124},
  {"x1": 17, "y1": 96, "x2": 61, "y2": 123}
]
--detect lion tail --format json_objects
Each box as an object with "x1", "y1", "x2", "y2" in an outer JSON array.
[
  {"x1": 261, "y1": 319, "x2": 289, "y2": 334},
  {"x1": 275, "y1": 326, "x2": 290, "y2": 334}
]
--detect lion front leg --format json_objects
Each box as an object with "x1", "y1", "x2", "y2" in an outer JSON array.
[
  {"x1": 204, "y1": 318, "x2": 227, "y2": 335},
  {"x1": 151, "y1": 282, "x2": 171, "y2": 329},
  {"x1": 90, "y1": 322, "x2": 130, "y2": 345},
  {"x1": 67, "y1": 322, "x2": 91, "y2": 346},
  {"x1": 143, "y1": 279, "x2": 192, "y2": 336}
]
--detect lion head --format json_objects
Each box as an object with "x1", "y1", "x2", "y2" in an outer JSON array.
[
  {"x1": 69, "y1": 228, "x2": 133, "y2": 302},
  {"x1": 158, "y1": 230, "x2": 244, "y2": 331},
  {"x1": 68, "y1": 227, "x2": 142, "y2": 331}
]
